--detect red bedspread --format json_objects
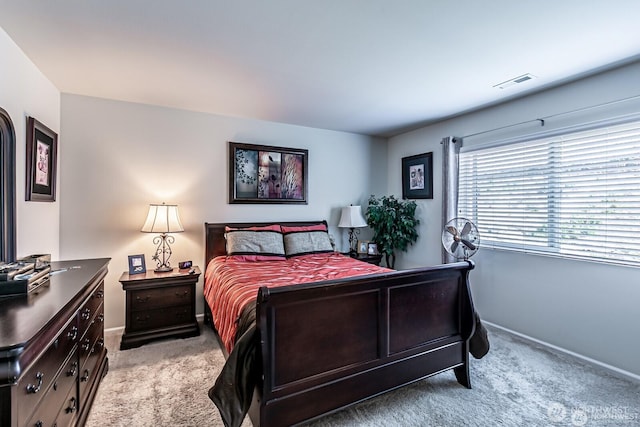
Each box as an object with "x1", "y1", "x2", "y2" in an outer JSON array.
[{"x1": 204, "y1": 253, "x2": 391, "y2": 352}]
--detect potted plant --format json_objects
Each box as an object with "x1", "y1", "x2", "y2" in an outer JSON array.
[{"x1": 365, "y1": 195, "x2": 419, "y2": 269}]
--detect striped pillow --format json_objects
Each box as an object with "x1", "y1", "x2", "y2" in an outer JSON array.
[
  {"x1": 225, "y1": 225, "x2": 286, "y2": 261},
  {"x1": 281, "y1": 223, "x2": 334, "y2": 257}
]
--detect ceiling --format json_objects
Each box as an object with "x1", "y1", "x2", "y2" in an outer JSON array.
[{"x1": 1, "y1": 1, "x2": 640, "y2": 137}]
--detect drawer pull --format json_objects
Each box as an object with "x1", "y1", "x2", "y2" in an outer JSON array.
[
  {"x1": 82, "y1": 338, "x2": 91, "y2": 351},
  {"x1": 81, "y1": 369, "x2": 90, "y2": 382},
  {"x1": 67, "y1": 361, "x2": 78, "y2": 377},
  {"x1": 135, "y1": 315, "x2": 151, "y2": 323},
  {"x1": 67, "y1": 326, "x2": 78, "y2": 341},
  {"x1": 97, "y1": 314, "x2": 105, "y2": 323},
  {"x1": 66, "y1": 396, "x2": 77, "y2": 414},
  {"x1": 35, "y1": 421, "x2": 43, "y2": 427},
  {"x1": 96, "y1": 290, "x2": 104, "y2": 299},
  {"x1": 26, "y1": 372, "x2": 43, "y2": 394},
  {"x1": 91, "y1": 339, "x2": 104, "y2": 354},
  {"x1": 81, "y1": 308, "x2": 92, "y2": 320},
  {"x1": 136, "y1": 295, "x2": 150, "y2": 303},
  {"x1": 176, "y1": 290, "x2": 189, "y2": 297}
]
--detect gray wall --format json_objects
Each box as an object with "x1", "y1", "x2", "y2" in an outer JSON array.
[
  {"x1": 0, "y1": 26, "x2": 61, "y2": 259},
  {"x1": 387, "y1": 60, "x2": 640, "y2": 378},
  {"x1": 59, "y1": 94, "x2": 387, "y2": 329}
]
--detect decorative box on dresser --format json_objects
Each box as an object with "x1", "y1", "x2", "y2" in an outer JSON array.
[
  {"x1": 118, "y1": 267, "x2": 200, "y2": 350},
  {"x1": 0, "y1": 258, "x2": 110, "y2": 427}
]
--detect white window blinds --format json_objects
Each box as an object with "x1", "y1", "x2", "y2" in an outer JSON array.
[{"x1": 458, "y1": 119, "x2": 640, "y2": 266}]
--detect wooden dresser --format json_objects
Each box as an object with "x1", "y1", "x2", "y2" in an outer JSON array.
[{"x1": 0, "y1": 258, "x2": 110, "y2": 427}]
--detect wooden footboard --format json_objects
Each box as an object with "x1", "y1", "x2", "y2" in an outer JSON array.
[{"x1": 254, "y1": 261, "x2": 476, "y2": 426}]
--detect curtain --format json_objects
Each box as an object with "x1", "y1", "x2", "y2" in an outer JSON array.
[{"x1": 441, "y1": 136, "x2": 461, "y2": 263}]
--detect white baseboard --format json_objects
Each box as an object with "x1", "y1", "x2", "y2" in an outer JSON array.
[
  {"x1": 485, "y1": 321, "x2": 640, "y2": 384},
  {"x1": 104, "y1": 325, "x2": 124, "y2": 334}
]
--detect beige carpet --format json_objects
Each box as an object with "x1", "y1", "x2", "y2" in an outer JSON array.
[{"x1": 86, "y1": 323, "x2": 639, "y2": 427}]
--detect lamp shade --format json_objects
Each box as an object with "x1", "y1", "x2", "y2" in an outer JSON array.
[
  {"x1": 141, "y1": 203, "x2": 184, "y2": 233},
  {"x1": 338, "y1": 205, "x2": 367, "y2": 228}
]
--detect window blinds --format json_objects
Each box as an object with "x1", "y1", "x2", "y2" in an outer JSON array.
[{"x1": 458, "y1": 119, "x2": 640, "y2": 266}]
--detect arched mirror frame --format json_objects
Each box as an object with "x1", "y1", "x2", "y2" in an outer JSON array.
[{"x1": 0, "y1": 107, "x2": 16, "y2": 262}]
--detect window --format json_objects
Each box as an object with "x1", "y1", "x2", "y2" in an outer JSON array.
[{"x1": 458, "y1": 118, "x2": 640, "y2": 266}]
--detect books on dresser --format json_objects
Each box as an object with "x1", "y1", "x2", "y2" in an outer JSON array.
[{"x1": 0, "y1": 254, "x2": 51, "y2": 296}]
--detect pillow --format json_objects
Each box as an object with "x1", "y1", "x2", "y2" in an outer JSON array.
[
  {"x1": 281, "y1": 223, "x2": 334, "y2": 257},
  {"x1": 225, "y1": 224, "x2": 286, "y2": 260}
]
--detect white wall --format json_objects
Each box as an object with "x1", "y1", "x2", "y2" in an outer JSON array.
[
  {"x1": 60, "y1": 94, "x2": 386, "y2": 329},
  {"x1": 388, "y1": 60, "x2": 640, "y2": 378},
  {"x1": 0, "y1": 26, "x2": 60, "y2": 259}
]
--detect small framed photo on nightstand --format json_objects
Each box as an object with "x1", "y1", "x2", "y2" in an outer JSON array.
[
  {"x1": 367, "y1": 243, "x2": 379, "y2": 255},
  {"x1": 128, "y1": 254, "x2": 147, "y2": 275},
  {"x1": 357, "y1": 240, "x2": 369, "y2": 254}
]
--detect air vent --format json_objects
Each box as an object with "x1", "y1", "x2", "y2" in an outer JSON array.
[{"x1": 493, "y1": 73, "x2": 537, "y2": 89}]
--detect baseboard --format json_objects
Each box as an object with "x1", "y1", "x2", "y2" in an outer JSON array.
[
  {"x1": 104, "y1": 325, "x2": 124, "y2": 334},
  {"x1": 105, "y1": 313, "x2": 206, "y2": 335},
  {"x1": 484, "y1": 321, "x2": 640, "y2": 384}
]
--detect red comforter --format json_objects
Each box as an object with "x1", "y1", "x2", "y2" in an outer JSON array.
[{"x1": 204, "y1": 252, "x2": 391, "y2": 352}]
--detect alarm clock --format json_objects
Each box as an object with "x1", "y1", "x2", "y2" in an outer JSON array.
[{"x1": 178, "y1": 260, "x2": 192, "y2": 269}]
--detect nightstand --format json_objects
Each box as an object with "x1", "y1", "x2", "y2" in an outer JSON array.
[
  {"x1": 119, "y1": 266, "x2": 201, "y2": 349},
  {"x1": 345, "y1": 253, "x2": 383, "y2": 266}
]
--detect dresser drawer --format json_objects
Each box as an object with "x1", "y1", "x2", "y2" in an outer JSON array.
[
  {"x1": 79, "y1": 307, "x2": 104, "y2": 372},
  {"x1": 79, "y1": 335, "x2": 107, "y2": 409},
  {"x1": 129, "y1": 284, "x2": 193, "y2": 311},
  {"x1": 24, "y1": 348, "x2": 78, "y2": 427},
  {"x1": 54, "y1": 384, "x2": 79, "y2": 427},
  {"x1": 18, "y1": 318, "x2": 79, "y2": 425},
  {"x1": 129, "y1": 305, "x2": 193, "y2": 332},
  {"x1": 78, "y1": 282, "x2": 105, "y2": 337}
]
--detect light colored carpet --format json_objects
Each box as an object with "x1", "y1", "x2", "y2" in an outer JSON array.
[{"x1": 86, "y1": 323, "x2": 639, "y2": 427}]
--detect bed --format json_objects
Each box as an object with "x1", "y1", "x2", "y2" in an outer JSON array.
[{"x1": 203, "y1": 221, "x2": 488, "y2": 427}]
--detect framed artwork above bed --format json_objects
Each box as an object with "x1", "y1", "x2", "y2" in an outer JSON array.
[{"x1": 228, "y1": 141, "x2": 308, "y2": 204}]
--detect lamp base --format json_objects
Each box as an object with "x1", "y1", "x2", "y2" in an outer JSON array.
[{"x1": 154, "y1": 266, "x2": 173, "y2": 273}]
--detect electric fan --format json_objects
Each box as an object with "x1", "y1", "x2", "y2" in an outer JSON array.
[{"x1": 442, "y1": 217, "x2": 480, "y2": 260}]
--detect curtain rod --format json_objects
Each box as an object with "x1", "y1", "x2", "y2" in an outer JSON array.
[{"x1": 462, "y1": 93, "x2": 640, "y2": 140}]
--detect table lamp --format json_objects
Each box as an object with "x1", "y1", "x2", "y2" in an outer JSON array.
[
  {"x1": 338, "y1": 205, "x2": 367, "y2": 255},
  {"x1": 141, "y1": 202, "x2": 184, "y2": 272}
]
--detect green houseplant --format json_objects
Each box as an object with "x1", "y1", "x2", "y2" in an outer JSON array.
[{"x1": 365, "y1": 195, "x2": 419, "y2": 269}]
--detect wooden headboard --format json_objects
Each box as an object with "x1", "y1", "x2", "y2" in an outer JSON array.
[{"x1": 204, "y1": 220, "x2": 328, "y2": 268}]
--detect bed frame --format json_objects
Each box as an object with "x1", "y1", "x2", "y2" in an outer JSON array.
[{"x1": 204, "y1": 221, "x2": 476, "y2": 427}]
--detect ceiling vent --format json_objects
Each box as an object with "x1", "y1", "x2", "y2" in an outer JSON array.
[{"x1": 493, "y1": 73, "x2": 537, "y2": 89}]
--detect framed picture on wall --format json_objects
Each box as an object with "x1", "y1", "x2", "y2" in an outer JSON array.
[
  {"x1": 402, "y1": 152, "x2": 433, "y2": 199},
  {"x1": 229, "y1": 141, "x2": 308, "y2": 204},
  {"x1": 26, "y1": 117, "x2": 58, "y2": 202}
]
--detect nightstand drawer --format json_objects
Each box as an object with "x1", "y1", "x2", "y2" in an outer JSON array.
[
  {"x1": 129, "y1": 284, "x2": 193, "y2": 311},
  {"x1": 129, "y1": 305, "x2": 194, "y2": 332}
]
